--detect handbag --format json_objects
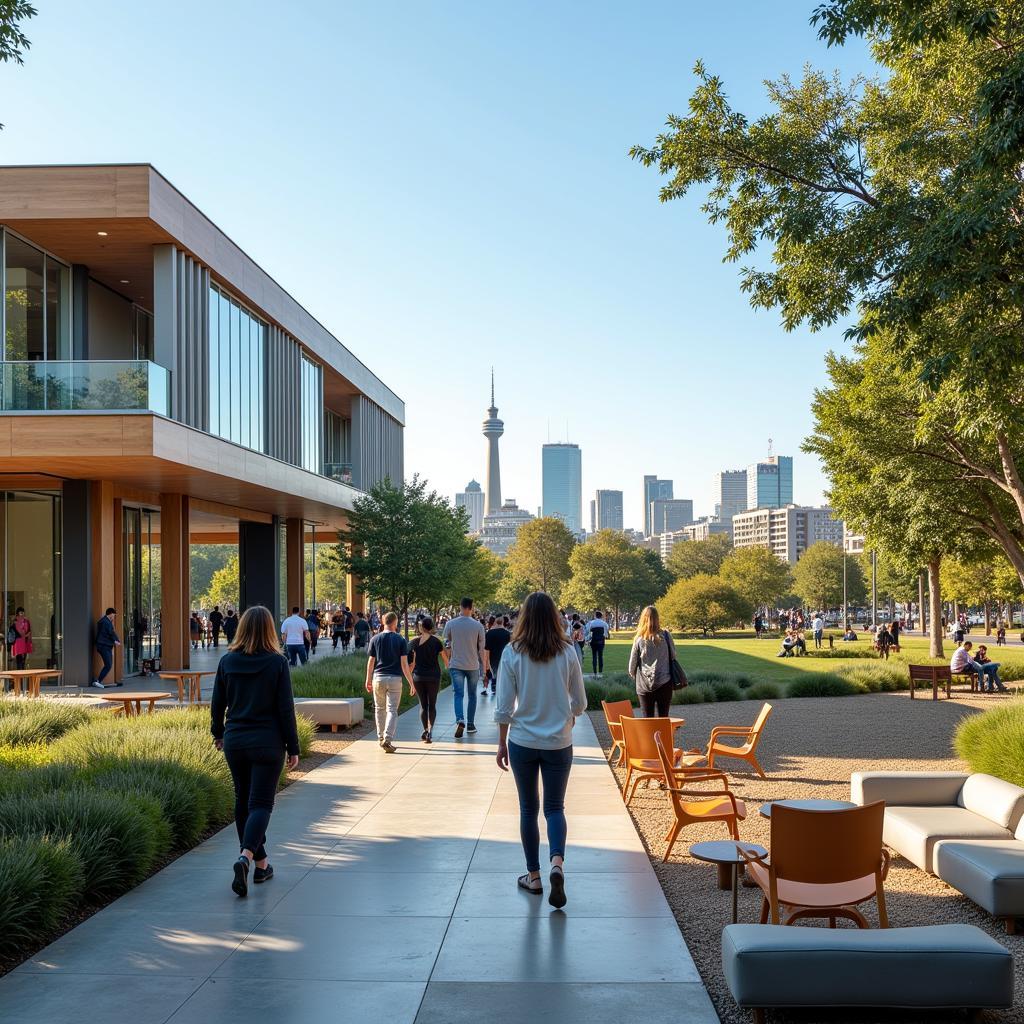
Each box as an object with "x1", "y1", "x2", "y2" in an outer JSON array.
[
  {"x1": 6, "y1": 625, "x2": 16, "y2": 646},
  {"x1": 664, "y1": 630, "x2": 687, "y2": 689}
]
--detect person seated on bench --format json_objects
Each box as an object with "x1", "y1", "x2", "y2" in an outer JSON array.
[
  {"x1": 975, "y1": 645, "x2": 1006, "y2": 693},
  {"x1": 951, "y1": 640, "x2": 1007, "y2": 694}
]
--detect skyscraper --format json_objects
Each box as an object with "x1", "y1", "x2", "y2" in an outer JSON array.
[
  {"x1": 542, "y1": 443, "x2": 583, "y2": 534},
  {"x1": 482, "y1": 371, "x2": 504, "y2": 515},
  {"x1": 594, "y1": 489, "x2": 624, "y2": 532},
  {"x1": 714, "y1": 469, "x2": 748, "y2": 522},
  {"x1": 746, "y1": 455, "x2": 793, "y2": 510},
  {"x1": 589, "y1": 499, "x2": 597, "y2": 534},
  {"x1": 643, "y1": 475, "x2": 674, "y2": 536},
  {"x1": 455, "y1": 479, "x2": 484, "y2": 533},
  {"x1": 649, "y1": 498, "x2": 694, "y2": 535}
]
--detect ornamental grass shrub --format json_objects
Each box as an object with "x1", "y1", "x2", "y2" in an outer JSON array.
[
  {"x1": 745, "y1": 681, "x2": 782, "y2": 700},
  {"x1": 954, "y1": 700, "x2": 1024, "y2": 788},
  {"x1": 786, "y1": 672, "x2": 860, "y2": 699},
  {"x1": 672, "y1": 683, "x2": 716, "y2": 705},
  {"x1": 0, "y1": 700, "x2": 95, "y2": 745}
]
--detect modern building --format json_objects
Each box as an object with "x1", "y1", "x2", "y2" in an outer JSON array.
[
  {"x1": 682, "y1": 517, "x2": 732, "y2": 542},
  {"x1": 455, "y1": 479, "x2": 484, "y2": 534},
  {"x1": 746, "y1": 455, "x2": 793, "y2": 510},
  {"x1": 649, "y1": 497, "x2": 693, "y2": 535},
  {"x1": 482, "y1": 372, "x2": 504, "y2": 515},
  {"x1": 731, "y1": 504, "x2": 843, "y2": 564},
  {"x1": 0, "y1": 164, "x2": 403, "y2": 684},
  {"x1": 714, "y1": 469, "x2": 748, "y2": 522},
  {"x1": 844, "y1": 527, "x2": 866, "y2": 555},
  {"x1": 478, "y1": 498, "x2": 534, "y2": 557},
  {"x1": 589, "y1": 499, "x2": 596, "y2": 534},
  {"x1": 642, "y1": 475, "x2": 673, "y2": 536},
  {"x1": 542, "y1": 442, "x2": 582, "y2": 534},
  {"x1": 594, "y1": 489, "x2": 624, "y2": 532}
]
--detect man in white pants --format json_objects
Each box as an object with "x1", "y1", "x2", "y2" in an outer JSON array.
[{"x1": 364, "y1": 612, "x2": 414, "y2": 752}]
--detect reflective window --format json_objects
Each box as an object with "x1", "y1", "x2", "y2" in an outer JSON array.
[
  {"x1": 301, "y1": 355, "x2": 322, "y2": 473},
  {"x1": 2, "y1": 230, "x2": 70, "y2": 362},
  {"x1": 208, "y1": 284, "x2": 266, "y2": 452}
]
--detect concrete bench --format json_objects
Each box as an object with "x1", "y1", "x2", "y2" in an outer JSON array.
[
  {"x1": 294, "y1": 697, "x2": 364, "y2": 731},
  {"x1": 722, "y1": 923, "x2": 1013, "y2": 1024}
]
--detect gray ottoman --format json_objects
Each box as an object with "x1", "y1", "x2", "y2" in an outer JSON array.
[
  {"x1": 936, "y1": 839, "x2": 1024, "y2": 933},
  {"x1": 722, "y1": 923, "x2": 1013, "y2": 1023}
]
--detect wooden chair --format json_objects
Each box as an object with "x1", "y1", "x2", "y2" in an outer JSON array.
[
  {"x1": 908, "y1": 664, "x2": 952, "y2": 700},
  {"x1": 653, "y1": 732, "x2": 747, "y2": 862},
  {"x1": 601, "y1": 699, "x2": 635, "y2": 766},
  {"x1": 619, "y1": 716, "x2": 690, "y2": 804},
  {"x1": 706, "y1": 703, "x2": 773, "y2": 778},
  {"x1": 740, "y1": 801, "x2": 890, "y2": 928}
]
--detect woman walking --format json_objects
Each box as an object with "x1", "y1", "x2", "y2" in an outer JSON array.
[
  {"x1": 495, "y1": 591, "x2": 587, "y2": 909},
  {"x1": 408, "y1": 615, "x2": 447, "y2": 743},
  {"x1": 628, "y1": 605, "x2": 678, "y2": 717},
  {"x1": 211, "y1": 606, "x2": 300, "y2": 898},
  {"x1": 10, "y1": 607, "x2": 32, "y2": 669}
]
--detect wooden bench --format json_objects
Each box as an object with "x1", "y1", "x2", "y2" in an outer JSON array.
[{"x1": 908, "y1": 664, "x2": 951, "y2": 700}]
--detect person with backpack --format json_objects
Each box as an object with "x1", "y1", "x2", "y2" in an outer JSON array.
[
  {"x1": 628, "y1": 605, "x2": 679, "y2": 717},
  {"x1": 585, "y1": 611, "x2": 610, "y2": 678},
  {"x1": 570, "y1": 615, "x2": 586, "y2": 665}
]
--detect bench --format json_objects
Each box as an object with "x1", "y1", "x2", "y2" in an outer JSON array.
[
  {"x1": 908, "y1": 663, "x2": 951, "y2": 700},
  {"x1": 293, "y1": 697, "x2": 364, "y2": 731},
  {"x1": 721, "y1": 923, "x2": 1013, "y2": 1024}
]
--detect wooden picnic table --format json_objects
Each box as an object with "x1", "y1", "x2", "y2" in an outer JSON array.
[
  {"x1": 158, "y1": 670, "x2": 216, "y2": 704},
  {"x1": 101, "y1": 691, "x2": 171, "y2": 717},
  {"x1": 0, "y1": 668, "x2": 62, "y2": 698}
]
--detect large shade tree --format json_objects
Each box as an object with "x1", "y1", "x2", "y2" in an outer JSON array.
[
  {"x1": 719, "y1": 547, "x2": 793, "y2": 622},
  {"x1": 665, "y1": 534, "x2": 732, "y2": 581},
  {"x1": 660, "y1": 574, "x2": 750, "y2": 637},
  {"x1": 792, "y1": 541, "x2": 866, "y2": 612},
  {"x1": 505, "y1": 517, "x2": 576, "y2": 599}
]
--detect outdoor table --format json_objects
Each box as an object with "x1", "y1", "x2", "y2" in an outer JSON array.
[
  {"x1": 101, "y1": 691, "x2": 171, "y2": 717},
  {"x1": 0, "y1": 668, "x2": 62, "y2": 698},
  {"x1": 759, "y1": 798, "x2": 857, "y2": 819},
  {"x1": 159, "y1": 670, "x2": 216, "y2": 704},
  {"x1": 690, "y1": 840, "x2": 768, "y2": 923}
]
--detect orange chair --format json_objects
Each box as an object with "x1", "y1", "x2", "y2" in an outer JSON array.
[
  {"x1": 740, "y1": 801, "x2": 890, "y2": 928},
  {"x1": 619, "y1": 716, "x2": 690, "y2": 804},
  {"x1": 706, "y1": 702, "x2": 773, "y2": 777},
  {"x1": 601, "y1": 699, "x2": 635, "y2": 766},
  {"x1": 653, "y1": 732, "x2": 747, "y2": 862}
]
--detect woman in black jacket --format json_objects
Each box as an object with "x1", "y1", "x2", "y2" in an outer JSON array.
[{"x1": 211, "y1": 605, "x2": 300, "y2": 897}]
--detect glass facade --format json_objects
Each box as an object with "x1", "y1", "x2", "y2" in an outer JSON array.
[
  {"x1": 2, "y1": 229, "x2": 70, "y2": 362},
  {"x1": 301, "y1": 355, "x2": 322, "y2": 473},
  {"x1": 123, "y1": 507, "x2": 161, "y2": 674},
  {"x1": 208, "y1": 284, "x2": 266, "y2": 452}
]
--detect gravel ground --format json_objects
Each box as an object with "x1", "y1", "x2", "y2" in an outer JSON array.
[{"x1": 590, "y1": 691, "x2": 1024, "y2": 1024}]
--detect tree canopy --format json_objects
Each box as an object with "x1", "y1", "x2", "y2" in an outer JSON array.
[
  {"x1": 665, "y1": 534, "x2": 732, "y2": 581},
  {"x1": 660, "y1": 574, "x2": 749, "y2": 636},
  {"x1": 505, "y1": 517, "x2": 576, "y2": 599},
  {"x1": 719, "y1": 547, "x2": 793, "y2": 614},
  {"x1": 0, "y1": 1, "x2": 34, "y2": 130},
  {"x1": 792, "y1": 541, "x2": 865, "y2": 611}
]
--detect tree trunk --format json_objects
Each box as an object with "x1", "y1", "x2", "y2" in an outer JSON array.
[
  {"x1": 919, "y1": 571, "x2": 926, "y2": 633},
  {"x1": 927, "y1": 557, "x2": 944, "y2": 659},
  {"x1": 985, "y1": 601, "x2": 992, "y2": 636}
]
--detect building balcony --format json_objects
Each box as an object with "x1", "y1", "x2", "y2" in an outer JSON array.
[
  {"x1": 323, "y1": 461, "x2": 354, "y2": 485},
  {"x1": 0, "y1": 360, "x2": 169, "y2": 416}
]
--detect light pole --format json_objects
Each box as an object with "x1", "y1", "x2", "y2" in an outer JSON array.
[
  {"x1": 842, "y1": 548, "x2": 848, "y2": 631},
  {"x1": 871, "y1": 548, "x2": 878, "y2": 630}
]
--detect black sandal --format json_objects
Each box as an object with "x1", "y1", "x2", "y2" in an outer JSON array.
[
  {"x1": 517, "y1": 873, "x2": 543, "y2": 894},
  {"x1": 549, "y1": 865, "x2": 566, "y2": 909}
]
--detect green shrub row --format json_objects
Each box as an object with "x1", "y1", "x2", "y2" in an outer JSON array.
[{"x1": 955, "y1": 699, "x2": 1024, "y2": 788}]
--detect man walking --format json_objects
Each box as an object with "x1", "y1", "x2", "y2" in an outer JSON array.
[
  {"x1": 443, "y1": 596, "x2": 486, "y2": 737},
  {"x1": 209, "y1": 605, "x2": 224, "y2": 648},
  {"x1": 585, "y1": 610, "x2": 610, "y2": 678},
  {"x1": 951, "y1": 640, "x2": 1007, "y2": 693},
  {"x1": 812, "y1": 612, "x2": 824, "y2": 649},
  {"x1": 92, "y1": 607, "x2": 121, "y2": 688},
  {"x1": 281, "y1": 606, "x2": 310, "y2": 667},
  {"x1": 365, "y1": 611, "x2": 413, "y2": 752}
]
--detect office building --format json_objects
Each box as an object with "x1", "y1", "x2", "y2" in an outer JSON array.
[
  {"x1": 594, "y1": 489, "x2": 624, "y2": 532},
  {"x1": 589, "y1": 499, "x2": 596, "y2": 534},
  {"x1": 649, "y1": 497, "x2": 693, "y2": 535},
  {"x1": 714, "y1": 469, "x2": 748, "y2": 522},
  {"x1": 456, "y1": 480, "x2": 484, "y2": 534},
  {"x1": 682, "y1": 517, "x2": 732, "y2": 542},
  {"x1": 731, "y1": 504, "x2": 843, "y2": 564},
  {"x1": 844, "y1": 527, "x2": 866, "y2": 555},
  {"x1": 0, "y1": 164, "x2": 403, "y2": 684},
  {"x1": 479, "y1": 498, "x2": 534, "y2": 557},
  {"x1": 542, "y1": 443, "x2": 582, "y2": 534},
  {"x1": 746, "y1": 455, "x2": 793, "y2": 510},
  {"x1": 482, "y1": 372, "x2": 504, "y2": 514},
  {"x1": 642, "y1": 475, "x2": 674, "y2": 535}
]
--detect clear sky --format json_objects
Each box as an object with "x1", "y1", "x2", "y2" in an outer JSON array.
[{"x1": 0, "y1": 1, "x2": 873, "y2": 530}]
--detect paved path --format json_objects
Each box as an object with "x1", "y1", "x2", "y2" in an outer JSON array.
[{"x1": 0, "y1": 696, "x2": 717, "y2": 1023}]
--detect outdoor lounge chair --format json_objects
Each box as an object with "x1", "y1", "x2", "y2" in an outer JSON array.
[
  {"x1": 601, "y1": 699, "x2": 634, "y2": 766},
  {"x1": 705, "y1": 702, "x2": 773, "y2": 778},
  {"x1": 619, "y1": 716, "x2": 686, "y2": 804}
]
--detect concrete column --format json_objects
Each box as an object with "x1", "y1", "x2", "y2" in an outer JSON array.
[
  {"x1": 88, "y1": 480, "x2": 118, "y2": 683},
  {"x1": 61, "y1": 481, "x2": 93, "y2": 686},
  {"x1": 285, "y1": 517, "x2": 305, "y2": 613},
  {"x1": 346, "y1": 572, "x2": 366, "y2": 614},
  {"x1": 239, "y1": 521, "x2": 280, "y2": 619},
  {"x1": 160, "y1": 493, "x2": 190, "y2": 670}
]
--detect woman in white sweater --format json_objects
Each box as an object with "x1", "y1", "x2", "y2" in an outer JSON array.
[{"x1": 495, "y1": 591, "x2": 587, "y2": 909}]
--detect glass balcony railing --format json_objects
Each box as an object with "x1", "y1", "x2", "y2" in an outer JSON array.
[
  {"x1": 323, "y1": 462, "x2": 354, "y2": 484},
  {"x1": 0, "y1": 360, "x2": 170, "y2": 416}
]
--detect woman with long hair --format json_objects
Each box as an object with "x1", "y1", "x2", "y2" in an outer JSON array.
[
  {"x1": 211, "y1": 605, "x2": 300, "y2": 898},
  {"x1": 628, "y1": 605, "x2": 678, "y2": 717},
  {"x1": 10, "y1": 606, "x2": 32, "y2": 670},
  {"x1": 495, "y1": 591, "x2": 587, "y2": 909},
  {"x1": 408, "y1": 615, "x2": 447, "y2": 743}
]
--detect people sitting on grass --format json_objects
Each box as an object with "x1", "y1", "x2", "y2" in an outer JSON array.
[
  {"x1": 777, "y1": 630, "x2": 806, "y2": 657},
  {"x1": 951, "y1": 639, "x2": 1007, "y2": 694},
  {"x1": 842, "y1": 625, "x2": 857, "y2": 641}
]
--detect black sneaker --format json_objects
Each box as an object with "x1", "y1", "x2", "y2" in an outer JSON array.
[
  {"x1": 467, "y1": 724, "x2": 477, "y2": 734},
  {"x1": 455, "y1": 721, "x2": 465, "y2": 738},
  {"x1": 421, "y1": 730, "x2": 429, "y2": 741},
  {"x1": 253, "y1": 864, "x2": 274, "y2": 884},
  {"x1": 424, "y1": 731, "x2": 432, "y2": 744},
  {"x1": 232, "y1": 856, "x2": 249, "y2": 897}
]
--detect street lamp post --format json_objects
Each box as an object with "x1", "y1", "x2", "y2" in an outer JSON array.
[{"x1": 871, "y1": 548, "x2": 878, "y2": 630}]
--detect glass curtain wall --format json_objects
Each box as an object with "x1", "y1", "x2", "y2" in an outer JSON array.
[
  {"x1": 208, "y1": 283, "x2": 266, "y2": 452},
  {"x1": 122, "y1": 507, "x2": 161, "y2": 674},
  {"x1": 301, "y1": 355, "x2": 322, "y2": 473},
  {"x1": 0, "y1": 491, "x2": 62, "y2": 670},
  {"x1": 2, "y1": 229, "x2": 71, "y2": 362}
]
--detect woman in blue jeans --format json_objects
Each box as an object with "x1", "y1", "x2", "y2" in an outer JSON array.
[{"x1": 495, "y1": 591, "x2": 587, "y2": 909}]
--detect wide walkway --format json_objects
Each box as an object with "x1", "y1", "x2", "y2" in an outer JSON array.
[{"x1": 0, "y1": 695, "x2": 717, "y2": 1023}]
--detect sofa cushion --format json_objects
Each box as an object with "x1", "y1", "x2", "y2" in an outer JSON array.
[
  {"x1": 958, "y1": 773, "x2": 1024, "y2": 831},
  {"x1": 935, "y1": 840, "x2": 1024, "y2": 917},
  {"x1": 884, "y1": 806, "x2": 1010, "y2": 873},
  {"x1": 851, "y1": 771, "x2": 968, "y2": 808},
  {"x1": 721, "y1": 923, "x2": 1013, "y2": 1010}
]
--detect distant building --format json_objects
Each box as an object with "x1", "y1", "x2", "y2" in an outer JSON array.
[
  {"x1": 731, "y1": 504, "x2": 843, "y2": 564},
  {"x1": 844, "y1": 527, "x2": 865, "y2": 555},
  {"x1": 659, "y1": 517, "x2": 731, "y2": 562},
  {"x1": 542, "y1": 443, "x2": 583, "y2": 534},
  {"x1": 714, "y1": 469, "x2": 748, "y2": 523},
  {"x1": 479, "y1": 498, "x2": 534, "y2": 558},
  {"x1": 746, "y1": 455, "x2": 793, "y2": 510},
  {"x1": 594, "y1": 489, "x2": 624, "y2": 532},
  {"x1": 482, "y1": 372, "x2": 504, "y2": 515},
  {"x1": 643, "y1": 475, "x2": 674, "y2": 536},
  {"x1": 660, "y1": 531, "x2": 686, "y2": 561},
  {"x1": 649, "y1": 497, "x2": 694, "y2": 535},
  {"x1": 455, "y1": 479, "x2": 484, "y2": 534}
]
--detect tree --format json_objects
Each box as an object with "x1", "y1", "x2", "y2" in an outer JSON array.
[
  {"x1": 190, "y1": 544, "x2": 235, "y2": 607},
  {"x1": 0, "y1": 2, "x2": 35, "y2": 128},
  {"x1": 719, "y1": 547, "x2": 793, "y2": 621},
  {"x1": 792, "y1": 541, "x2": 865, "y2": 611},
  {"x1": 562, "y1": 530, "x2": 666, "y2": 628},
  {"x1": 200, "y1": 554, "x2": 240, "y2": 611},
  {"x1": 666, "y1": 534, "x2": 732, "y2": 581},
  {"x1": 660, "y1": 574, "x2": 749, "y2": 636},
  {"x1": 426, "y1": 541, "x2": 501, "y2": 616},
  {"x1": 496, "y1": 566, "x2": 533, "y2": 609},
  {"x1": 505, "y1": 517, "x2": 576, "y2": 599}
]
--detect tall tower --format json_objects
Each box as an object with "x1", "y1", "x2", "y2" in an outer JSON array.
[{"x1": 482, "y1": 370, "x2": 504, "y2": 515}]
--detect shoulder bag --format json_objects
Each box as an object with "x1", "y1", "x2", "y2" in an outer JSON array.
[{"x1": 664, "y1": 630, "x2": 687, "y2": 690}]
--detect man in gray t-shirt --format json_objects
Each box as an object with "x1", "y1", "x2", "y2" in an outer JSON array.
[{"x1": 442, "y1": 596, "x2": 487, "y2": 737}]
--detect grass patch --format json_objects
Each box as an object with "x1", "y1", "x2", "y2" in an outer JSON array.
[
  {"x1": 955, "y1": 700, "x2": 1024, "y2": 787},
  {"x1": 0, "y1": 700, "x2": 95, "y2": 746}
]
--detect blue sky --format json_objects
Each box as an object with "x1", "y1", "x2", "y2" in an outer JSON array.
[{"x1": 0, "y1": 1, "x2": 873, "y2": 530}]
